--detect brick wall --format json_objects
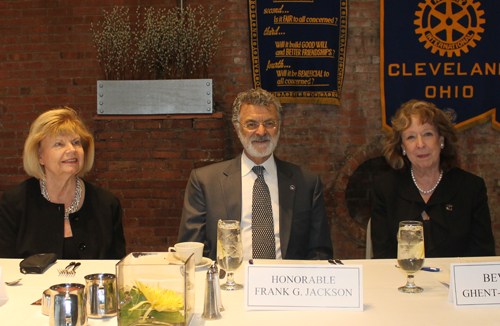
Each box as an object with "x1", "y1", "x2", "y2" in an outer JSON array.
[
  {"x1": 92, "y1": 115, "x2": 225, "y2": 251},
  {"x1": 1, "y1": 0, "x2": 499, "y2": 258}
]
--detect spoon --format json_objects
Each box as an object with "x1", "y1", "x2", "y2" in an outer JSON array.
[{"x1": 5, "y1": 278, "x2": 22, "y2": 286}]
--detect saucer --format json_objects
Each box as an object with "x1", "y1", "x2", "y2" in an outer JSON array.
[
  {"x1": 166, "y1": 256, "x2": 213, "y2": 270},
  {"x1": 195, "y1": 257, "x2": 213, "y2": 269}
]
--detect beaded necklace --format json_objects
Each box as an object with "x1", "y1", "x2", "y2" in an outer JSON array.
[
  {"x1": 411, "y1": 167, "x2": 443, "y2": 195},
  {"x1": 41, "y1": 177, "x2": 82, "y2": 219}
]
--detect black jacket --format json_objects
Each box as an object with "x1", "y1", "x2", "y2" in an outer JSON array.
[
  {"x1": 0, "y1": 177, "x2": 126, "y2": 259},
  {"x1": 371, "y1": 168, "x2": 495, "y2": 258}
]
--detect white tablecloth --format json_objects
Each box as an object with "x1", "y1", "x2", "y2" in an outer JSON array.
[{"x1": 1, "y1": 256, "x2": 500, "y2": 325}]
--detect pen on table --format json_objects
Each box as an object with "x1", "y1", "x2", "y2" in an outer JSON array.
[{"x1": 395, "y1": 265, "x2": 440, "y2": 272}]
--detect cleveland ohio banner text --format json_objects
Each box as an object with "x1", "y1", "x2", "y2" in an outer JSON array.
[
  {"x1": 381, "y1": 0, "x2": 500, "y2": 132},
  {"x1": 248, "y1": 0, "x2": 348, "y2": 105}
]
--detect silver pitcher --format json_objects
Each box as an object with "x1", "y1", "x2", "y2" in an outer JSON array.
[
  {"x1": 49, "y1": 283, "x2": 87, "y2": 326},
  {"x1": 42, "y1": 288, "x2": 51, "y2": 315},
  {"x1": 84, "y1": 273, "x2": 117, "y2": 318}
]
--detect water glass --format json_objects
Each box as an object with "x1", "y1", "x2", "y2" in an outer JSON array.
[
  {"x1": 397, "y1": 220, "x2": 425, "y2": 293},
  {"x1": 217, "y1": 220, "x2": 243, "y2": 291}
]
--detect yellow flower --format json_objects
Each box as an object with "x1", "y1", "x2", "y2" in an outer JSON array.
[{"x1": 129, "y1": 281, "x2": 184, "y2": 321}]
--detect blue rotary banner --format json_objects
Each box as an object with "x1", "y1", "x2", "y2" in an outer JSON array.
[
  {"x1": 248, "y1": 0, "x2": 348, "y2": 105},
  {"x1": 381, "y1": 0, "x2": 500, "y2": 132}
]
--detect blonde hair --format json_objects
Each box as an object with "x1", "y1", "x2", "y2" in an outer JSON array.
[
  {"x1": 383, "y1": 100, "x2": 459, "y2": 172},
  {"x1": 23, "y1": 107, "x2": 95, "y2": 179}
]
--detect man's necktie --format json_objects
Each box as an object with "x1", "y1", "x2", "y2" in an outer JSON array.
[{"x1": 252, "y1": 165, "x2": 276, "y2": 259}]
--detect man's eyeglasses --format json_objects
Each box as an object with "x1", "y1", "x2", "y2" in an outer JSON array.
[{"x1": 236, "y1": 120, "x2": 278, "y2": 131}]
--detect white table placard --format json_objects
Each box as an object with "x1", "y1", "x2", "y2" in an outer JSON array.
[
  {"x1": 244, "y1": 263, "x2": 363, "y2": 311},
  {"x1": 450, "y1": 262, "x2": 500, "y2": 309},
  {"x1": 0, "y1": 267, "x2": 9, "y2": 307}
]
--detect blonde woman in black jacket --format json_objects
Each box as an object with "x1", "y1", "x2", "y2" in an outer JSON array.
[{"x1": 0, "y1": 107, "x2": 126, "y2": 259}]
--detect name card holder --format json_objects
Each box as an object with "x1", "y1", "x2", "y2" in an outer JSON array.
[
  {"x1": 450, "y1": 262, "x2": 500, "y2": 309},
  {"x1": 244, "y1": 262, "x2": 363, "y2": 311}
]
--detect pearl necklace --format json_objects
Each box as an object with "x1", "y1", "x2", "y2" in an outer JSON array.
[
  {"x1": 41, "y1": 177, "x2": 82, "y2": 219},
  {"x1": 411, "y1": 167, "x2": 443, "y2": 194}
]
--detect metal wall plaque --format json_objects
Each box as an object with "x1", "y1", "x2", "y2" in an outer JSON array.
[{"x1": 96, "y1": 79, "x2": 213, "y2": 115}]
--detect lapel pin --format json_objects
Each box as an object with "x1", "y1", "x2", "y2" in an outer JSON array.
[
  {"x1": 290, "y1": 185, "x2": 295, "y2": 190},
  {"x1": 446, "y1": 204, "x2": 453, "y2": 211}
]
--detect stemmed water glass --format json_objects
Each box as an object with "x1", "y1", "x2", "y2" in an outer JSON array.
[
  {"x1": 217, "y1": 219, "x2": 243, "y2": 291},
  {"x1": 397, "y1": 220, "x2": 425, "y2": 293}
]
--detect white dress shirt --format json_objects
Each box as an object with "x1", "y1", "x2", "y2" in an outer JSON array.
[{"x1": 240, "y1": 152, "x2": 282, "y2": 261}]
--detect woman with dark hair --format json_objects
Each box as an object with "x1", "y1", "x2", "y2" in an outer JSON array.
[
  {"x1": 0, "y1": 107, "x2": 126, "y2": 259},
  {"x1": 371, "y1": 100, "x2": 495, "y2": 258}
]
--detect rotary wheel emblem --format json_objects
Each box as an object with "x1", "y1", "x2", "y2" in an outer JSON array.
[{"x1": 414, "y1": 0, "x2": 485, "y2": 57}]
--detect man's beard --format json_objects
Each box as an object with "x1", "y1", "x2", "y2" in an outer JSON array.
[{"x1": 237, "y1": 129, "x2": 280, "y2": 159}]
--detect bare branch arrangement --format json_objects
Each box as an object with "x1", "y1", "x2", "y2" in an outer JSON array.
[{"x1": 91, "y1": 5, "x2": 225, "y2": 80}]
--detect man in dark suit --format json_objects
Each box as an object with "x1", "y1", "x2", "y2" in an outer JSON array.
[{"x1": 178, "y1": 88, "x2": 333, "y2": 261}]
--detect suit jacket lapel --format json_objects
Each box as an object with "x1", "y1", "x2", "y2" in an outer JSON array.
[
  {"x1": 275, "y1": 156, "x2": 295, "y2": 259},
  {"x1": 424, "y1": 169, "x2": 462, "y2": 228},
  {"x1": 220, "y1": 155, "x2": 242, "y2": 221},
  {"x1": 398, "y1": 173, "x2": 426, "y2": 220},
  {"x1": 426, "y1": 169, "x2": 462, "y2": 206}
]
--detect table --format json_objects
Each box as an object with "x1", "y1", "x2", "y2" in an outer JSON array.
[{"x1": 1, "y1": 256, "x2": 500, "y2": 325}]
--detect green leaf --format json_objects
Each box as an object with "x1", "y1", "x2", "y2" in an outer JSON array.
[
  {"x1": 118, "y1": 286, "x2": 185, "y2": 326},
  {"x1": 149, "y1": 310, "x2": 185, "y2": 324},
  {"x1": 118, "y1": 287, "x2": 150, "y2": 326}
]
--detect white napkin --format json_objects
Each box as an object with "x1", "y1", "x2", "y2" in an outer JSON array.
[{"x1": 0, "y1": 267, "x2": 9, "y2": 307}]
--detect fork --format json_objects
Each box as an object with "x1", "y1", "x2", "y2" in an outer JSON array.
[
  {"x1": 58, "y1": 262, "x2": 76, "y2": 276},
  {"x1": 68, "y1": 262, "x2": 81, "y2": 277}
]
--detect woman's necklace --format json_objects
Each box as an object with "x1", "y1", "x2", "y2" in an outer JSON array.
[
  {"x1": 41, "y1": 177, "x2": 82, "y2": 219},
  {"x1": 411, "y1": 167, "x2": 443, "y2": 195}
]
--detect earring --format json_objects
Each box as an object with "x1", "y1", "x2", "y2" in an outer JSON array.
[
  {"x1": 402, "y1": 148, "x2": 406, "y2": 155},
  {"x1": 440, "y1": 143, "x2": 444, "y2": 149}
]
